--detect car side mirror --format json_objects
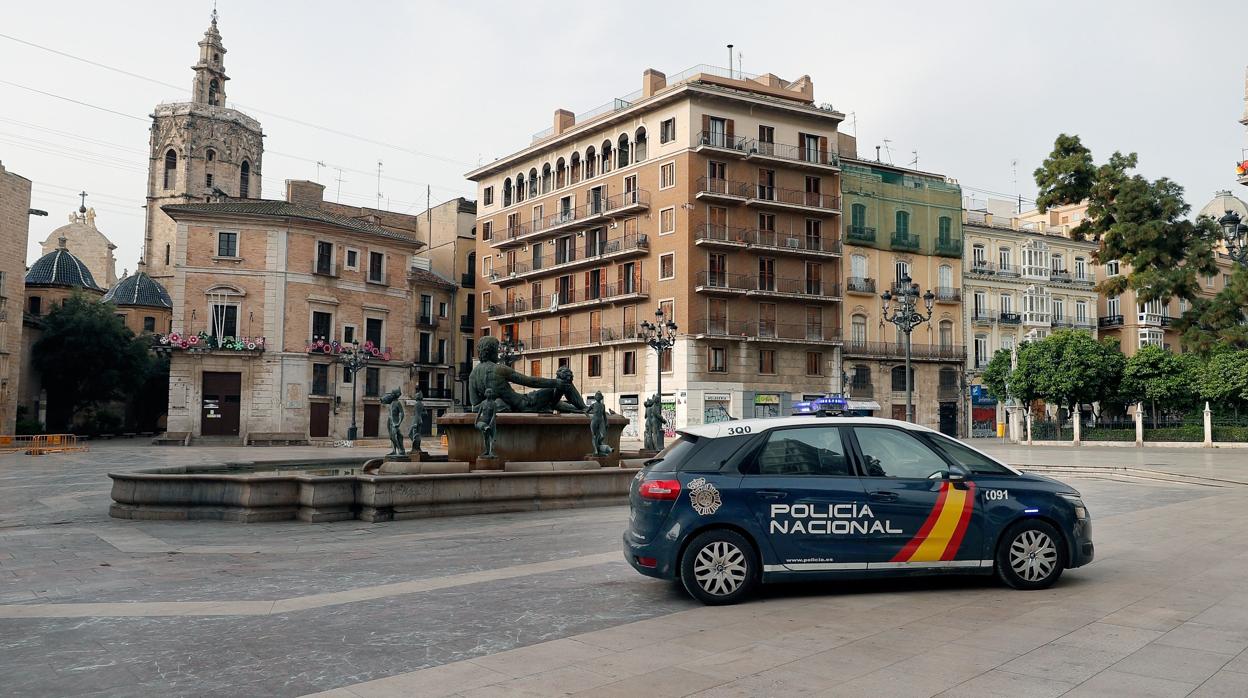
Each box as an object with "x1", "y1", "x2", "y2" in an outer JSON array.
[{"x1": 945, "y1": 469, "x2": 967, "y2": 482}]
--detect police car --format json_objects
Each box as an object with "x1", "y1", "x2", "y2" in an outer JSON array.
[{"x1": 624, "y1": 416, "x2": 1093, "y2": 605}]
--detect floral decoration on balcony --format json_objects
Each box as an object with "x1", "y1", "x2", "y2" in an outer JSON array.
[
  {"x1": 304, "y1": 338, "x2": 393, "y2": 362},
  {"x1": 154, "y1": 331, "x2": 266, "y2": 352}
]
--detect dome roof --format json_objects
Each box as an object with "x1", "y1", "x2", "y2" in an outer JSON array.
[
  {"x1": 25, "y1": 239, "x2": 103, "y2": 291},
  {"x1": 1198, "y1": 190, "x2": 1248, "y2": 221},
  {"x1": 101, "y1": 270, "x2": 172, "y2": 308}
]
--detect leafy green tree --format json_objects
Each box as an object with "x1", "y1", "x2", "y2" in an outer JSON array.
[
  {"x1": 1120, "y1": 345, "x2": 1197, "y2": 422},
  {"x1": 31, "y1": 292, "x2": 154, "y2": 430},
  {"x1": 1194, "y1": 348, "x2": 1248, "y2": 416},
  {"x1": 1178, "y1": 268, "x2": 1248, "y2": 352},
  {"x1": 980, "y1": 348, "x2": 1013, "y2": 404},
  {"x1": 1032, "y1": 331, "x2": 1125, "y2": 424},
  {"x1": 1033, "y1": 134, "x2": 1096, "y2": 215}
]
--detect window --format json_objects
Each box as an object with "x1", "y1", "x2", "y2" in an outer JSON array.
[
  {"x1": 709, "y1": 346, "x2": 727, "y2": 373},
  {"x1": 439, "y1": 301, "x2": 448, "y2": 318},
  {"x1": 343, "y1": 365, "x2": 353, "y2": 384},
  {"x1": 1052, "y1": 297, "x2": 1065, "y2": 323},
  {"x1": 142, "y1": 316, "x2": 156, "y2": 332},
  {"x1": 975, "y1": 334, "x2": 989, "y2": 368},
  {"x1": 707, "y1": 116, "x2": 727, "y2": 147},
  {"x1": 890, "y1": 366, "x2": 914, "y2": 392},
  {"x1": 365, "y1": 318, "x2": 383, "y2": 347},
  {"x1": 163, "y1": 150, "x2": 177, "y2": 189},
  {"x1": 1139, "y1": 328, "x2": 1164, "y2": 348},
  {"x1": 1000, "y1": 293, "x2": 1013, "y2": 314},
  {"x1": 365, "y1": 367, "x2": 380, "y2": 397},
  {"x1": 240, "y1": 160, "x2": 250, "y2": 198},
  {"x1": 938, "y1": 264, "x2": 953, "y2": 289},
  {"x1": 210, "y1": 304, "x2": 238, "y2": 338},
  {"x1": 1107, "y1": 295, "x2": 1120, "y2": 317},
  {"x1": 895, "y1": 210, "x2": 910, "y2": 235},
  {"x1": 312, "y1": 311, "x2": 332, "y2": 342},
  {"x1": 206, "y1": 149, "x2": 215, "y2": 162},
  {"x1": 659, "y1": 300, "x2": 674, "y2": 371},
  {"x1": 894, "y1": 259, "x2": 911, "y2": 284},
  {"x1": 805, "y1": 261, "x2": 822, "y2": 295},
  {"x1": 749, "y1": 427, "x2": 849, "y2": 477},
  {"x1": 854, "y1": 427, "x2": 947, "y2": 479},
  {"x1": 659, "y1": 253, "x2": 675, "y2": 280},
  {"x1": 1050, "y1": 252, "x2": 1065, "y2": 273},
  {"x1": 759, "y1": 349, "x2": 775, "y2": 374},
  {"x1": 660, "y1": 207, "x2": 675, "y2": 235},
  {"x1": 316, "y1": 241, "x2": 334, "y2": 275},
  {"x1": 419, "y1": 294, "x2": 433, "y2": 323},
  {"x1": 217, "y1": 231, "x2": 238, "y2": 257},
  {"x1": 1076, "y1": 300, "x2": 1089, "y2": 323},
  {"x1": 851, "y1": 314, "x2": 867, "y2": 344},
  {"x1": 312, "y1": 364, "x2": 329, "y2": 396},
  {"x1": 850, "y1": 203, "x2": 866, "y2": 231},
  {"x1": 368, "y1": 251, "x2": 385, "y2": 283},
  {"x1": 623, "y1": 351, "x2": 636, "y2": 375},
  {"x1": 1002, "y1": 335, "x2": 1015, "y2": 352},
  {"x1": 758, "y1": 257, "x2": 775, "y2": 291},
  {"x1": 806, "y1": 351, "x2": 822, "y2": 376},
  {"x1": 529, "y1": 360, "x2": 542, "y2": 378},
  {"x1": 483, "y1": 186, "x2": 493, "y2": 206},
  {"x1": 939, "y1": 320, "x2": 953, "y2": 348},
  {"x1": 28, "y1": 296, "x2": 41, "y2": 315},
  {"x1": 938, "y1": 216, "x2": 952, "y2": 244},
  {"x1": 972, "y1": 244, "x2": 987, "y2": 267},
  {"x1": 205, "y1": 173, "x2": 213, "y2": 188},
  {"x1": 1107, "y1": 260, "x2": 1121, "y2": 276},
  {"x1": 757, "y1": 125, "x2": 775, "y2": 146},
  {"x1": 342, "y1": 325, "x2": 356, "y2": 345},
  {"x1": 660, "y1": 162, "x2": 675, "y2": 189},
  {"x1": 208, "y1": 79, "x2": 219, "y2": 106},
  {"x1": 923, "y1": 433, "x2": 1012, "y2": 474},
  {"x1": 850, "y1": 254, "x2": 867, "y2": 280},
  {"x1": 973, "y1": 291, "x2": 988, "y2": 317},
  {"x1": 481, "y1": 221, "x2": 492, "y2": 242},
  {"x1": 588, "y1": 354, "x2": 602, "y2": 377},
  {"x1": 999, "y1": 246, "x2": 1012, "y2": 270},
  {"x1": 802, "y1": 133, "x2": 821, "y2": 164},
  {"x1": 1075, "y1": 256, "x2": 1087, "y2": 280},
  {"x1": 660, "y1": 118, "x2": 676, "y2": 144},
  {"x1": 165, "y1": 244, "x2": 171, "y2": 265}
]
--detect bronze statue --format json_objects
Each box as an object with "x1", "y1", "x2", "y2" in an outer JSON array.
[
  {"x1": 408, "y1": 390, "x2": 425, "y2": 448},
  {"x1": 468, "y1": 336, "x2": 587, "y2": 413},
  {"x1": 644, "y1": 394, "x2": 667, "y2": 451},
  {"x1": 475, "y1": 387, "x2": 502, "y2": 457},
  {"x1": 381, "y1": 389, "x2": 406, "y2": 456},
  {"x1": 588, "y1": 391, "x2": 612, "y2": 456}
]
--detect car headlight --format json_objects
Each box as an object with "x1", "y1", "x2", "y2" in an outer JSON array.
[{"x1": 1057, "y1": 492, "x2": 1088, "y2": 520}]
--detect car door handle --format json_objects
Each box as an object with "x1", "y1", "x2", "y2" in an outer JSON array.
[
  {"x1": 757, "y1": 490, "x2": 788, "y2": 500},
  {"x1": 869, "y1": 491, "x2": 899, "y2": 503}
]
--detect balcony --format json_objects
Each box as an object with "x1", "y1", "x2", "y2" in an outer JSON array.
[
  {"x1": 460, "y1": 272, "x2": 475, "y2": 288},
  {"x1": 843, "y1": 341, "x2": 966, "y2": 362},
  {"x1": 847, "y1": 382, "x2": 874, "y2": 399},
  {"x1": 695, "y1": 270, "x2": 752, "y2": 294},
  {"x1": 890, "y1": 231, "x2": 920, "y2": 250},
  {"x1": 1051, "y1": 315, "x2": 1072, "y2": 328},
  {"x1": 846, "y1": 277, "x2": 877, "y2": 295},
  {"x1": 746, "y1": 140, "x2": 841, "y2": 172},
  {"x1": 421, "y1": 388, "x2": 454, "y2": 400},
  {"x1": 972, "y1": 311, "x2": 997, "y2": 325},
  {"x1": 997, "y1": 264, "x2": 1020, "y2": 278},
  {"x1": 1160, "y1": 315, "x2": 1175, "y2": 327},
  {"x1": 695, "y1": 176, "x2": 750, "y2": 203},
  {"x1": 694, "y1": 223, "x2": 755, "y2": 248},
  {"x1": 999, "y1": 312, "x2": 1021, "y2": 325},
  {"x1": 497, "y1": 233, "x2": 649, "y2": 284},
  {"x1": 934, "y1": 237, "x2": 963, "y2": 258},
  {"x1": 935, "y1": 287, "x2": 961, "y2": 303},
  {"x1": 416, "y1": 315, "x2": 439, "y2": 329},
  {"x1": 1022, "y1": 266, "x2": 1050, "y2": 281},
  {"x1": 748, "y1": 185, "x2": 840, "y2": 214},
  {"x1": 487, "y1": 280, "x2": 650, "y2": 320},
  {"x1": 1073, "y1": 317, "x2": 1096, "y2": 330},
  {"x1": 694, "y1": 317, "x2": 841, "y2": 344},
  {"x1": 1072, "y1": 272, "x2": 1096, "y2": 287},
  {"x1": 967, "y1": 261, "x2": 996, "y2": 276},
  {"x1": 693, "y1": 271, "x2": 840, "y2": 301},
  {"x1": 753, "y1": 230, "x2": 842, "y2": 257},
  {"x1": 522, "y1": 325, "x2": 644, "y2": 354},
  {"x1": 1098, "y1": 315, "x2": 1124, "y2": 328},
  {"x1": 694, "y1": 130, "x2": 752, "y2": 156},
  {"x1": 414, "y1": 351, "x2": 447, "y2": 366},
  {"x1": 1050, "y1": 270, "x2": 1072, "y2": 284},
  {"x1": 1023, "y1": 312, "x2": 1051, "y2": 327},
  {"x1": 459, "y1": 314, "x2": 473, "y2": 331},
  {"x1": 846, "y1": 225, "x2": 876, "y2": 245},
  {"x1": 491, "y1": 190, "x2": 650, "y2": 248}
]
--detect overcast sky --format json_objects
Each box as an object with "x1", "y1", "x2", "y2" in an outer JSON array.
[{"x1": 3, "y1": 0, "x2": 1247, "y2": 271}]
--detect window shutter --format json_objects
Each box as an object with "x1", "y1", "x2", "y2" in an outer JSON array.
[
  {"x1": 618, "y1": 264, "x2": 624, "y2": 289},
  {"x1": 701, "y1": 114, "x2": 710, "y2": 139},
  {"x1": 725, "y1": 119, "x2": 735, "y2": 143},
  {"x1": 798, "y1": 132, "x2": 806, "y2": 161},
  {"x1": 819, "y1": 136, "x2": 829, "y2": 164},
  {"x1": 584, "y1": 271, "x2": 591, "y2": 297}
]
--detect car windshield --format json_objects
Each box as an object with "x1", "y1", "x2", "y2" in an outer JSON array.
[
  {"x1": 646, "y1": 435, "x2": 699, "y2": 472},
  {"x1": 923, "y1": 433, "x2": 1015, "y2": 475}
]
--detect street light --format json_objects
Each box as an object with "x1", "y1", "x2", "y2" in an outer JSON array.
[
  {"x1": 640, "y1": 306, "x2": 678, "y2": 449},
  {"x1": 337, "y1": 341, "x2": 371, "y2": 440},
  {"x1": 1218, "y1": 210, "x2": 1248, "y2": 266},
  {"x1": 881, "y1": 274, "x2": 935, "y2": 423},
  {"x1": 499, "y1": 338, "x2": 525, "y2": 367}
]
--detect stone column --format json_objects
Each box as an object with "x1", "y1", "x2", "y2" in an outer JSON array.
[
  {"x1": 1026, "y1": 412, "x2": 1033, "y2": 446},
  {"x1": 1073, "y1": 409, "x2": 1082, "y2": 446},
  {"x1": 1134, "y1": 402, "x2": 1144, "y2": 446},
  {"x1": 1204, "y1": 401, "x2": 1213, "y2": 447}
]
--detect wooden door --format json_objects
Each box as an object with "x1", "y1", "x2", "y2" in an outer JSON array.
[
  {"x1": 201, "y1": 372, "x2": 241, "y2": 436},
  {"x1": 891, "y1": 404, "x2": 907, "y2": 421},
  {"x1": 309, "y1": 402, "x2": 330, "y2": 438},
  {"x1": 363, "y1": 404, "x2": 380, "y2": 438}
]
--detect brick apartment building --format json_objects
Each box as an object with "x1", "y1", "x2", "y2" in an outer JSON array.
[{"x1": 0, "y1": 161, "x2": 33, "y2": 432}]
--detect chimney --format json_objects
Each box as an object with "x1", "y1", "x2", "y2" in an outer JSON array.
[
  {"x1": 642, "y1": 69, "x2": 667, "y2": 97},
  {"x1": 553, "y1": 109, "x2": 575, "y2": 136},
  {"x1": 285, "y1": 179, "x2": 325, "y2": 207}
]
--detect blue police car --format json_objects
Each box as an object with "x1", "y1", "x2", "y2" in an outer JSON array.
[{"x1": 624, "y1": 416, "x2": 1093, "y2": 605}]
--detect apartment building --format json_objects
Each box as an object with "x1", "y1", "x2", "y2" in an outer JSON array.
[
  {"x1": 0, "y1": 161, "x2": 33, "y2": 432},
  {"x1": 841, "y1": 159, "x2": 965, "y2": 435},
  {"x1": 962, "y1": 208, "x2": 1099, "y2": 435},
  {"x1": 467, "y1": 66, "x2": 846, "y2": 433}
]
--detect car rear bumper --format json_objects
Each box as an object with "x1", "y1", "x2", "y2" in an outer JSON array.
[{"x1": 623, "y1": 531, "x2": 678, "y2": 580}]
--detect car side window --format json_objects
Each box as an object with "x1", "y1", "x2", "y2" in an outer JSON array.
[
  {"x1": 750, "y1": 427, "x2": 850, "y2": 476},
  {"x1": 852, "y1": 427, "x2": 949, "y2": 479},
  {"x1": 922, "y1": 433, "x2": 1013, "y2": 475}
]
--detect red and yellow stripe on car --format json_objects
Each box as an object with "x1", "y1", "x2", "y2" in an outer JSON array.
[{"x1": 891, "y1": 481, "x2": 976, "y2": 563}]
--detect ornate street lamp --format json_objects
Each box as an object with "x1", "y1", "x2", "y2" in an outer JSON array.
[
  {"x1": 499, "y1": 338, "x2": 525, "y2": 367},
  {"x1": 881, "y1": 274, "x2": 935, "y2": 423},
  {"x1": 1218, "y1": 209, "x2": 1248, "y2": 266},
  {"x1": 337, "y1": 341, "x2": 371, "y2": 440},
  {"x1": 640, "y1": 306, "x2": 678, "y2": 449}
]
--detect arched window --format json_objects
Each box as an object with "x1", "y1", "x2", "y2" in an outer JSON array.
[
  {"x1": 569, "y1": 153, "x2": 581, "y2": 184},
  {"x1": 555, "y1": 158, "x2": 566, "y2": 188},
  {"x1": 584, "y1": 147, "x2": 596, "y2": 178},
  {"x1": 205, "y1": 148, "x2": 215, "y2": 162},
  {"x1": 891, "y1": 365, "x2": 915, "y2": 392},
  {"x1": 850, "y1": 313, "x2": 867, "y2": 343},
  {"x1": 895, "y1": 210, "x2": 910, "y2": 235},
  {"x1": 208, "y1": 79, "x2": 219, "y2": 106},
  {"x1": 527, "y1": 167, "x2": 538, "y2": 199},
  {"x1": 938, "y1": 264, "x2": 953, "y2": 289},
  {"x1": 163, "y1": 149, "x2": 177, "y2": 189},
  {"x1": 515, "y1": 173, "x2": 526, "y2": 202},
  {"x1": 894, "y1": 259, "x2": 911, "y2": 284},
  {"x1": 634, "y1": 127, "x2": 648, "y2": 162},
  {"x1": 541, "y1": 164, "x2": 552, "y2": 194},
  {"x1": 617, "y1": 134, "x2": 631, "y2": 168},
  {"x1": 503, "y1": 178, "x2": 513, "y2": 207},
  {"x1": 239, "y1": 160, "x2": 251, "y2": 198},
  {"x1": 850, "y1": 253, "x2": 868, "y2": 279},
  {"x1": 600, "y1": 141, "x2": 613, "y2": 174},
  {"x1": 1050, "y1": 252, "x2": 1064, "y2": 273},
  {"x1": 939, "y1": 320, "x2": 953, "y2": 347}
]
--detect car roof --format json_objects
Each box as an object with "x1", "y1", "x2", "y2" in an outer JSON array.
[{"x1": 680, "y1": 416, "x2": 938, "y2": 440}]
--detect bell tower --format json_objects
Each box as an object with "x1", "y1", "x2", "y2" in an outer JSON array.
[{"x1": 143, "y1": 11, "x2": 263, "y2": 280}]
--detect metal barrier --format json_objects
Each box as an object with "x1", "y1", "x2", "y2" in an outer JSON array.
[{"x1": 0, "y1": 434, "x2": 89, "y2": 455}]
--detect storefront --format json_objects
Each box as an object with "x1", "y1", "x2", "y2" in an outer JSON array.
[
  {"x1": 970, "y1": 385, "x2": 998, "y2": 438},
  {"x1": 661, "y1": 394, "x2": 676, "y2": 437},
  {"x1": 703, "y1": 392, "x2": 732, "y2": 424},
  {"x1": 753, "y1": 393, "x2": 781, "y2": 419},
  {"x1": 620, "y1": 395, "x2": 639, "y2": 438}
]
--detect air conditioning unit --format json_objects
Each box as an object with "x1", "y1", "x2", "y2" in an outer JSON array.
[{"x1": 785, "y1": 238, "x2": 801, "y2": 249}]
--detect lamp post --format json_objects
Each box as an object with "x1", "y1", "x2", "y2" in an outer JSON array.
[
  {"x1": 881, "y1": 274, "x2": 935, "y2": 423},
  {"x1": 337, "y1": 342, "x2": 371, "y2": 441},
  {"x1": 1218, "y1": 210, "x2": 1248, "y2": 266},
  {"x1": 499, "y1": 338, "x2": 525, "y2": 367},
  {"x1": 640, "y1": 306, "x2": 678, "y2": 447}
]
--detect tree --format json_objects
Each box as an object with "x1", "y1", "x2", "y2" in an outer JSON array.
[
  {"x1": 981, "y1": 348, "x2": 1013, "y2": 404},
  {"x1": 1194, "y1": 348, "x2": 1248, "y2": 416},
  {"x1": 1119, "y1": 345, "x2": 1197, "y2": 423},
  {"x1": 1033, "y1": 134, "x2": 1096, "y2": 216},
  {"x1": 1178, "y1": 268, "x2": 1248, "y2": 352},
  {"x1": 1030, "y1": 331, "x2": 1125, "y2": 424},
  {"x1": 31, "y1": 292, "x2": 154, "y2": 430}
]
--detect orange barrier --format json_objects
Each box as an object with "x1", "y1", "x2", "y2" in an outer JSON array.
[{"x1": 0, "y1": 434, "x2": 89, "y2": 455}]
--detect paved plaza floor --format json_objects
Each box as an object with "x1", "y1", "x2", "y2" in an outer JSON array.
[{"x1": 2, "y1": 441, "x2": 1248, "y2": 696}]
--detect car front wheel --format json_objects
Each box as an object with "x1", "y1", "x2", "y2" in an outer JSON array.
[
  {"x1": 996, "y1": 519, "x2": 1066, "y2": 590},
  {"x1": 680, "y1": 529, "x2": 759, "y2": 605}
]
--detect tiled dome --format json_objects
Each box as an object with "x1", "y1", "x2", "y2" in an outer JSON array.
[
  {"x1": 25, "y1": 238, "x2": 102, "y2": 291},
  {"x1": 101, "y1": 270, "x2": 172, "y2": 308}
]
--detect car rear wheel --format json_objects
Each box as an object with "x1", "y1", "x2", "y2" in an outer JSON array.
[
  {"x1": 996, "y1": 519, "x2": 1065, "y2": 590},
  {"x1": 680, "y1": 529, "x2": 758, "y2": 605}
]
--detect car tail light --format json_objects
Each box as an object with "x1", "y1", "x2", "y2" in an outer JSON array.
[
  {"x1": 639, "y1": 479, "x2": 681, "y2": 500},
  {"x1": 636, "y1": 556, "x2": 658, "y2": 568}
]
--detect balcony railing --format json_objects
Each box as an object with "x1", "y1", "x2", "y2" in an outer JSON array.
[
  {"x1": 847, "y1": 225, "x2": 876, "y2": 244},
  {"x1": 750, "y1": 185, "x2": 840, "y2": 211},
  {"x1": 846, "y1": 277, "x2": 876, "y2": 294},
  {"x1": 1023, "y1": 312, "x2": 1051, "y2": 325},
  {"x1": 696, "y1": 176, "x2": 750, "y2": 199},
  {"x1": 415, "y1": 351, "x2": 446, "y2": 365},
  {"x1": 843, "y1": 341, "x2": 966, "y2": 361},
  {"x1": 502, "y1": 233, "x2": 649, "y2": 277},
  {"x1": 1072, "y1": 273, "x2": 1096, "y2": 286},
  {"x1": 747, "y1": 140, "x2": 841, "y2": 169},
  {"x1": 695, "y1": 270, "x2": 752, "y2": 292},
  {"x1": 999, "y1": 312, "x2": 1021, "y2": 325},
  {"x1": 972, "y1": 311, "x2": 997, "y2": 324},
  {"x1": 935, "y1": 287, "x2": 961, "y2": 302},
  {"x1": 890, "y1": 231, "x2": 920, "y2": 250},
  {"x1": 968, "y1": 260, "x2": 995, "y2": 275},
  {"x1": 694, "y1": 223, "x2": 754, "y2": 246},
  {"x1": 695, "y1": 317, "x2": 840, "y2": 342},
  {"x1": 459, "y1": 314, "x2": 473, "y2": 331},
  {"x1": 1050, "y1": 270, "x2": 1072, "y2": 284},
  {"x1": 487, "y1": 280, "x2": 650, "y2": 318},
  {"x1": 460, "y1": 272, "x2": 475, "y2": 288},
  {"x1": 421, "y1": 388, "x2": 453, "y2": 400},
  {"x1": 754, "y1": 230, "x2": 842, "y2": 255},
  {"x1": 934, "y1": 237, "x2": 963, "y2": 257},
  {"x1": 695, "y1": 130, "x2": 751, "y2": 153},
  {"x1": 694, "y1": 271, "x2": 840, "y2": 299},
  {"x1": 524, "y1": 324, "x2": 644, "y2": 352},
  {"x1": 457, "y1": 360, "x2": 473, "y2": 377},
  {"x1": 416, "y1": 315, "x2": 439, "y2": 329},
  {"x1": 1160, "y1": 315, "x2": 1175, "y2": 327},
  {"x1": 1098, "y1": 315, "x2": 1124, "y2": 328},
  {"x1": 997, "y1": 264, "x2": 1020, "y2": 278}
]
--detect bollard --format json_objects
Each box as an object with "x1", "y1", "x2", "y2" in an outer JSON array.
[
  {"x1": 1073, "y1": 413, "x2": 1082, "y2": 447},
  {"x1": 1134, "y1": 402, "x2": 1144, "y2": 446},
  {"x1": 1204, "y1": 402, "x2": 1213, "y2": 447}
]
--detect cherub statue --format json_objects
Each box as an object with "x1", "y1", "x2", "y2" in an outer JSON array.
[
  {"x1": 588, "y1": 391, "x2": 612, "y2": 456},
  {"x1": 475, "y1": 387, "x2": 503, "y2": 458},
  {"x1": 380, "y1": 389, "x2": 406, "y2": 456},
  {"x1": 408, "y1": 390, "x2": 425, "y2": 448},
  {"x1": 644, "y1": 394, "x2": 668, "y2": 451}
]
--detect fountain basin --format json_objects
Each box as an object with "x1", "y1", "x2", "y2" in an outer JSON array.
[{"x1": 437, "y1": 412, "x2": 629, "y2": 467}]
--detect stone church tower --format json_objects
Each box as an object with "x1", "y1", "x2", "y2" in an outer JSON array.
[{"x1": 144, "y1": 11, "x2": 263, "y2": 280}]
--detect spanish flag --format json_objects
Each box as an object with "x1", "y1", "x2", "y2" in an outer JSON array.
[
  {"x1": 1237, "y1": 161, "x2": 1248, "y2": 177},
  {"x1": 891, "y1": 481, "x2": 977, "y2": 563}
]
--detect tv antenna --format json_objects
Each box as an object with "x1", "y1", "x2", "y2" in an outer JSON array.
[
  {"x1": 881, "y1": 139, "x2": 895, "y2": 164},
  {"x1": 909, "y1": 150, "x2": 919, "y2": 168},
  {"x1": 376, "y1": 160, "x2": 384, "y2": 209},
  {"x1": 333, "y1": 168, "x2": 345, "y2": 203},
  {"x1": 316, "y1": 160, "x2": 326, "y2": 183}
]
